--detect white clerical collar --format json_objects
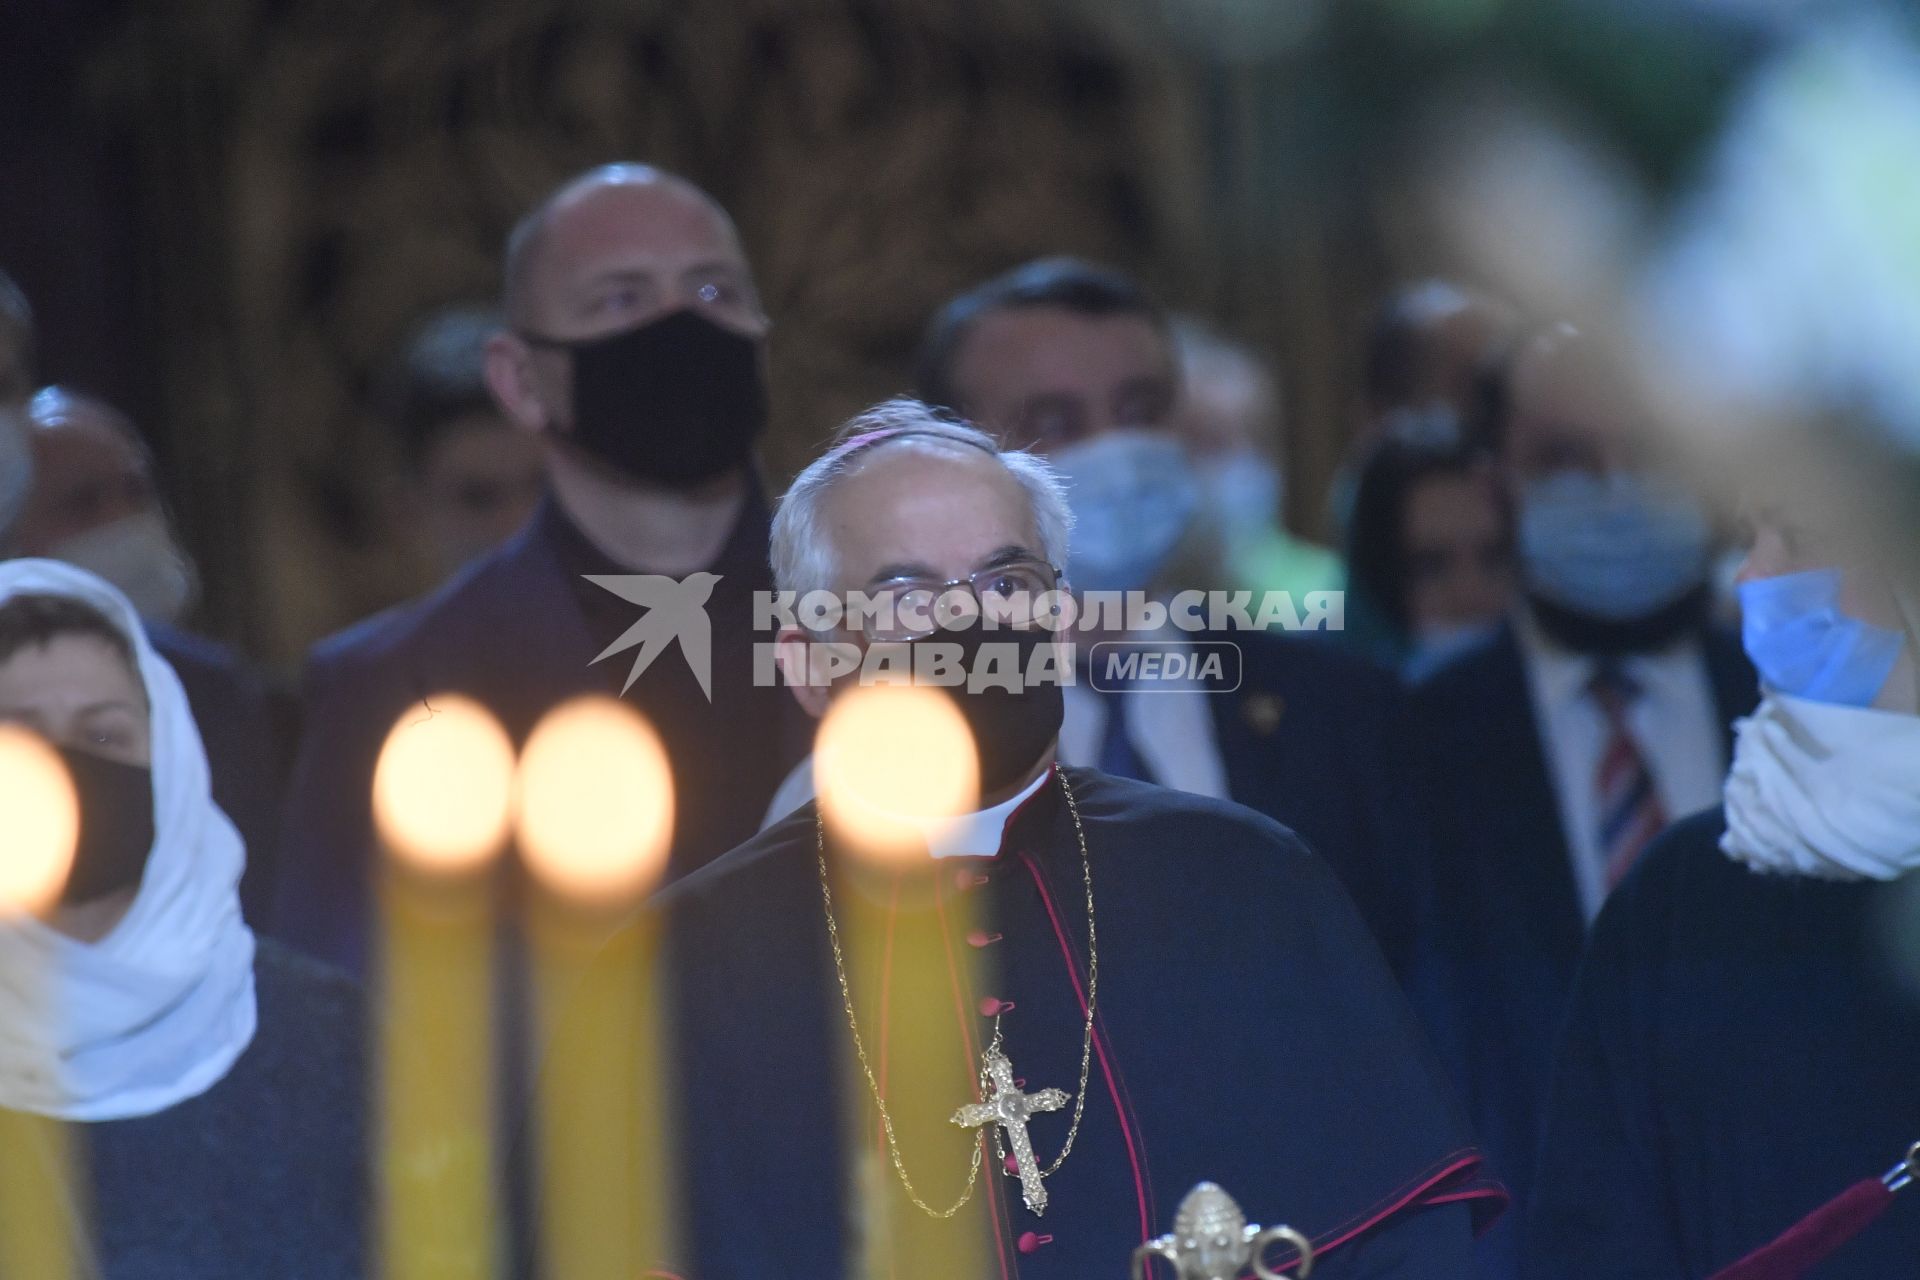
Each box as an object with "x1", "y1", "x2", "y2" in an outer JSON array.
[{"x1": 911, "y1": 766, "x2": 1053, "y2": 859}]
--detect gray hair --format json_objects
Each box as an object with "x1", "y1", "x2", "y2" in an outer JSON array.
[{"x1": 772, "y1": 398, "x2": 1074, "y2": 598}]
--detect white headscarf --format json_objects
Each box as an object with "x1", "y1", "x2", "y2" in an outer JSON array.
[
  {"x1": 1721, "y1": 691, "x2": 1920, "y2": 881},
  {"x1": 0, "y1": 558, "x2": 257, "y2": 1120}
]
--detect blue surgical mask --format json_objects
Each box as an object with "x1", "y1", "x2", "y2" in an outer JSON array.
[
  {"x1": 1518, "y1": 471, "x2": 1710, "y2": 622},
  {"x1": 1737, "y1": 568, "x2": 1907, "y2": 707},
  {"x1": 1052, "y1": 430, "x2": 1199, "y2": 598},
  {"x1": 1192, "y1": 451, "x2": 1281, "y2": 551}
]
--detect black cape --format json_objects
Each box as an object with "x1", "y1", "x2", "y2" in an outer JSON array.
[
  {"x1": 598, "y1": 767, "x2": 1504, "y2": 1278},
  {"x1": 1527, "y1": 808, "x2": 1920, "y2": 1278}
]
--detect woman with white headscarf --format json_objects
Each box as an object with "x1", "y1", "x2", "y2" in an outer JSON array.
[
  {"x1": 1524, "y1": 490, "x2": 1920, "y2": 1279},
  {"x1": 0, "y1": 559, "x2": 365, "y2": 1278}
]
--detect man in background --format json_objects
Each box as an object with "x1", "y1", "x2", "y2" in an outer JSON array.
[
  {"x1": 902, "y1": 257, "x2": 1426, "y2": 975},
  {"x1": 274, "y1": 163, "x2": 808, "y2": 975},
  {"x1": 1169, "y1": 318, "x2": 1343, "y2": 601},
  {"x1": 0, "y1": 271, "x2": 289, "y2": 921},
  {"x1": 7, "y1": 387, "x2": 201, "y2": 626},
  {"x1": 1411, "y1": 325, "x2": 1756, "y2": 1272},
  {"x1": 379, "y1": 304, "x2": 546, "y2": 584}
]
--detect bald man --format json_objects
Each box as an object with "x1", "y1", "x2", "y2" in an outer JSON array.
[
  {"x1": 274, "y1": 165, "x2": 808, "y2": 976},
  {"x1": 1407, "y1": 328, "x2": 1756, "y2": 1276},
  {"x1": 0, "y1": 383, "x2": 289, "y2": 924},
  {"x1": 7, "y1": 387, "x2": 200, "y2": 623}
]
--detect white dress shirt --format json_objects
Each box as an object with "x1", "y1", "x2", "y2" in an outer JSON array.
[
  {"x1": 1058, "y1": 635, "x2": 1232, "y2": 801},
  {"x1": 759, "y1": 757, "x2": 1052, "y2": 858},
  {"x1": 1515, "y1": 610, "x2": 1727, "y2": 922}
]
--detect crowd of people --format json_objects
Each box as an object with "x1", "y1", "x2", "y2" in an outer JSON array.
[{"x1": 0, "y1": 161, "x2": 1914, "y2": 1279}]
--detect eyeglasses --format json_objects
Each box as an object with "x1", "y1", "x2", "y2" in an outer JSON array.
[{"x1": 859, "y1": 558, "x2": 1066, "y2": 642}]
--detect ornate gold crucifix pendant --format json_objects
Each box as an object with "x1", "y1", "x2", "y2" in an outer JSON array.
[{"x1": 951, "y1": 1047, "x2": 1069, "y2": 1216}]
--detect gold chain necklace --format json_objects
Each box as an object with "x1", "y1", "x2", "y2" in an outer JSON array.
[{"x1": 816, "y1": 764, "x2": 1100, "y2": 1219}]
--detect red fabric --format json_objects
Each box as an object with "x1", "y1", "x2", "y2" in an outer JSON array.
[{"x1": 1707, "y1": 1179, "x2": 1893, "y2": 1280}]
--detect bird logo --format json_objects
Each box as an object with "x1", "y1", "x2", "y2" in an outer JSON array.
[{"x1": 582, "y1": 573, "x2": 722, "y2": 700}]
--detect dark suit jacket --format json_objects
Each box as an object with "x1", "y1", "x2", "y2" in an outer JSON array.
[
  {"x1": 269, "y1": 490, "x2": 807, "y2": 979},
  {"x1": 1409, "y1": 620, "x2": 1756, "y2": 1271},
  {"x1": 148, "y1": 622, "x2": 292, "y2": 925},
  {"x1": 1528, "y1": 809, "x2": 1920, "y2": 1279},
  {"x1": 1207, "y1": 632, "x2": 1429, "y2": 978}
]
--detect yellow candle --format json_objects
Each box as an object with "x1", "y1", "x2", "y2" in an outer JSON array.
[
  {"x1": 815, "y1": 685, "x2": 992, "y2": 1280},
  {"x1": 0, "y1": 725, "x2": 89, "y2": 1279},
  {"x1": 517, "y1": 695, "x2": 674, "y2": 1280},
  {"x1": 370, "y1": 696, "x2": 516, "y2": 1280},
  {"x1": 0, "y1": 724, "x2": 79, "y2": 915}
]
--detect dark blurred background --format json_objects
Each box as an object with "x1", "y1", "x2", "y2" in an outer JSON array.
[{"x1": 0, "y1": 0, "x2": 1778, "y2": 665}]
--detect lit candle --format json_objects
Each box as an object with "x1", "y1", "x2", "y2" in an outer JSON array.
[
  {"x1": 516, "y1": 695, "x2": 674, "y2": 1280},
  {"x1": 370, "y1": 696, "x2": 516, "y2": 1280},
  {"x1": 0, "y1": 725, "x2": 88, "y2": 1278},
  {"x1": 814, "y1": 685, "x2": 991, "y2": 1280}
]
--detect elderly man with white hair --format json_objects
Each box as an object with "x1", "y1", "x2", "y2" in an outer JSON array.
[{"x1": 545, "y1": 399, "x2": 1503, "y2": 1278}]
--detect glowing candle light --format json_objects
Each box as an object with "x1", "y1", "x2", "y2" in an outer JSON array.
[
  {"x1": 813, "y1": 684, "x2": 991, "y2": 1280},
  {"x1": 815, "y1": 683, "x2": 981, "y2": 861},
  {"x1": 0, "y1": 725, "x2": 89, "y2": 1279},
  {"x1": 517, "y1": 696, "x2": 674, "y2": 909},
  {"x1": 0, "y1": 725, "x2": 79, "y2": 916},
  {"x1": 371, "y1": 696, "x2": 515, "y2": 1280},
  {"x1": 517, "y1": 695, "x2": 675, "y2": 1280}
]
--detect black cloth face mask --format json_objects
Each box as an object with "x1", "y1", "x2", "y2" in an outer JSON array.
[
  {"x1": 56, "y1": 745, "x2": 156, "y2": 906},
  {"x1": 895, "y1": 621, "x2": 1066, "y2": 795},
  {"x1": 524, "y1": 307, "x2": 768, "y2": 487}
]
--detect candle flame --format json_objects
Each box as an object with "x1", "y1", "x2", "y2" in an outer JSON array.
[
  {"x1": 517, "y1": 696, "x2": 674, "y2": 906},
  {"x1": 0, "y1": 726, "x2": 78, "y2": 916},
  {"x1": 372, "y1": 695, "x2": 515, "y2": 874},
  {"x1": 814, "y1": 683, "x2": 980, "y2": 865}
]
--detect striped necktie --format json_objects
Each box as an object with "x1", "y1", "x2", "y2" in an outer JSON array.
[{"x1": 1591, "y1": 661, "x2": 1667, "y2": 890}]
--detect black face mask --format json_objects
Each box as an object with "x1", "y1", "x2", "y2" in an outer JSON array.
[
  {"x1": 1527, "y1": 583, "x2": 1713, "y2": 657},
  {"x1": 903, "y1": 622, "x2": 1065, "y2": 794},
  {"x1": 56, "y1": 745, "x2": 155, "y2": 906},
  {"x1": 528, "y1": 308, "x2": 768, "y2": 487}
]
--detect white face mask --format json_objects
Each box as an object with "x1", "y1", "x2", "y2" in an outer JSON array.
[
  {"x1": 1051, "y1": 429, "x2": 1199, "y2": 597},
  {"x1": 1721, "y1": 692, "x2": 1920, "y2": 881},
  {"x1": 50, "y1": 512, "x2": 200, "y2": 625},
  {"x1": 0, "y1": 409, "x2": 30, "y2": 540}
]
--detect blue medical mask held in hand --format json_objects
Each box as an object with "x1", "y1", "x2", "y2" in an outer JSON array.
[
  {"x1": 1518, "y1": 471, "x2": 1711, "y2": 621},
  {"x1": 1052, "y1": 430, "x2": 1199, "y2": 598},
  {"x1": 1738, "y1": 568, "x2": 1907, "y2": 707}
]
